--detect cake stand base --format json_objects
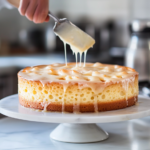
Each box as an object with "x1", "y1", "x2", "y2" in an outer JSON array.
[
  {"x1": 50, "y1": 123, "x2": 109, "y2": 143},
  {"x1": 1, "y1": 95, "x2": 150, "y2": 143}
]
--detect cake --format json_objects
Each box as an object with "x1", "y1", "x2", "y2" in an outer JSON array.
[{"x1": 18, "y1": 63, "x2": 139, "y2": 113}]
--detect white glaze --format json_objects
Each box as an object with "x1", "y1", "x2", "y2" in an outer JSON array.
[
  {"x1": 64, "y1": 42, "x2": 67, "y2": 66},
  {"x1": 54, "y1": 21, "x2": 95, "y2": 54},
  {"x1": 84, "y1": 50, "x2": 87, "y2": 67},
  {"x1": 19, "y1": 63, "x2": 138, "y2": 84},
  {"x1": 19, "y1": 63, "x2": 138, "y2": 112},
  {"x1": 54, "y1": 20, "x2": 95, "y2": 67}
]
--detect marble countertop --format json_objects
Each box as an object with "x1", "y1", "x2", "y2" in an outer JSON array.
[{"x1": 1, "y1": 117, "x2": 150, "y2": 150}]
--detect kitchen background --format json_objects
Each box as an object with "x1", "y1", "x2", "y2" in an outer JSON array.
[{"x1": 0, "y1": 0, "x2": 150, "y2": 100}]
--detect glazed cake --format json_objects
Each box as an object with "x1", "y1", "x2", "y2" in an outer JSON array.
[{"x1": 18, "y1": 63, "x2": 139, "y2": 113}]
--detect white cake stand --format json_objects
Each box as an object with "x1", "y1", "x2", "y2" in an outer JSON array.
[{"x1": 0, "y1": 94, "x2": 150, "y2": 143}]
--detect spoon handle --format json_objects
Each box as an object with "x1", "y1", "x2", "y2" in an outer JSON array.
[{"x1": 48, "y1": 11, "x2": 60, "y2": 23}]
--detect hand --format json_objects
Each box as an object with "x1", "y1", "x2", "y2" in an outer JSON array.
[{"x1": 19, "y1": 0, "x2": 50, "y2": 23}]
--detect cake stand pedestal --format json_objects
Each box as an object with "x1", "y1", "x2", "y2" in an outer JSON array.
[
  {"x1": 50, "y1": 123, "x2": 108, "y2": 143},
  {"x1": 0, "y1": 94, "x2": 150, "y2": 143}
]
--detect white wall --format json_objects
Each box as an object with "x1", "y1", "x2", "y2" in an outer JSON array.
[
  {"x1": 130, "y1": 0, "x2": 150, "y2": 19},
  {"x1": 0, "y1": 0, "x2": 150, "y2": 43},
  {"x1": 51, "y1": 0, "x2": 129, "y2": 23},
  {"x1": 50, "y1": 0, "x2": 150, "y2": 22}
]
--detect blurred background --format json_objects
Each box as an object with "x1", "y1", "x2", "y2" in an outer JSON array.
[{"x1": 0, "y1": 0, "x2": 150, "y2": 100}]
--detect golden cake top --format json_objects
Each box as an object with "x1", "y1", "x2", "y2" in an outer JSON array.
[{"x1": 18, "y1": 63, "x2": 138, "y2": 83}]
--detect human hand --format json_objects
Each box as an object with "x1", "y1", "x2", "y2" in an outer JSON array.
[{"x1": 18, "y1": 0, "x2": 50, "y2": 23}]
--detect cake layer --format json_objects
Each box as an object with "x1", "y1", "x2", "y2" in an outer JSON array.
[
  {"x1": 18, "y1": 73, "x2": 138, "y2": 112},
  {"x1": 19, "y1": 95, "x2": 138, "y2": 112}
]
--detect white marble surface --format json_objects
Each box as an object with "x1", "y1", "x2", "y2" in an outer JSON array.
[
  {"x1": 1, "y1": 94, "x2": 150, "y2": 123},
  {"x1": 1, "y1": 94, "x2": 150, "y2": 145},
  {"x1": 1, "y1": 117, "x2": 150, "y2": 150}
]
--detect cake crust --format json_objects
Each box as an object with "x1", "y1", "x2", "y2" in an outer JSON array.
[{"x1": 19, "y1": 95, "x2": 138, "y2": 112}]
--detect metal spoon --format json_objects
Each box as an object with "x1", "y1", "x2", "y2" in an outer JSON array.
[
  {"x1": 8, "y1": 0, "x2": 95, "y2": 53},
  {"x1": 48, "y1": 11, "x2": 95, "y2": 53}
]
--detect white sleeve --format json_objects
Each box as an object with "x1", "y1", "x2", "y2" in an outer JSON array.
[{"x1": 0, "y1": 0, "x2": 13, "y2": 9}]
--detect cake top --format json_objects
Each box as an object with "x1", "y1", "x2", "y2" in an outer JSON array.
[{"x1": 18, "y1": 63, "x2": 138, "y2": 83}]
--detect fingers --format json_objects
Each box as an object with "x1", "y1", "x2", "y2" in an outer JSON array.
[
  {"x1": 45, "y1": 16, "x2": 50, "y2": 22},
  {"x1": 18, "y1": 0, "x2": 49, "y2": 24},
  {"x1": 33, "y1": 0, "x2": 49, "y2": 23},
  {"x1": 19, "y1": 0, "x2": 30, "y2": 16},
  {"x1": 25, "y1": 0, "x2": 38, "y2": 21}
]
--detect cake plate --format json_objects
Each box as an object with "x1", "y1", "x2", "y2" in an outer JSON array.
[{"x1": 1, "y1": 94, "x2": 150, "y2": 143}]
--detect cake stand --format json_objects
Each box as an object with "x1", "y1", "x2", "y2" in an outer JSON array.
[{"x1": 0, "y1": 94, "x2": 150, "y2": 143}]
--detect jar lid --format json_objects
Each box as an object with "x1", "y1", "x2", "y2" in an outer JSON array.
[{"x1": 130, "y1": 19, "x2": 150, "y2": 33}]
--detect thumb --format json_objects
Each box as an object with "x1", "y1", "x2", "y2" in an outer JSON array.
[{"x1": 45, "y1": 16, "x2": 50, "y2": 22}]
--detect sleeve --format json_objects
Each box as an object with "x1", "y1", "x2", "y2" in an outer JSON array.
[{"x1": 0, "y1": 0, "x2": 13, "y2": 9}]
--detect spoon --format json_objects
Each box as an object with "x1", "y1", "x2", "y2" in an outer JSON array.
[
  {"x1": 8, "y1": 0, "x2": 95, "y2": 53},
  {"x1": 48, "y1": 11, "x2": 95, "y2": 53}
]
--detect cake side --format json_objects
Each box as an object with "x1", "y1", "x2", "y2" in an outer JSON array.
[
  {"x1": 19, "y1": 96, "x2": 137, "y2": 112},
  {"x1": 18, "y1": 74, "x2": 138, "y2": 112}
]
